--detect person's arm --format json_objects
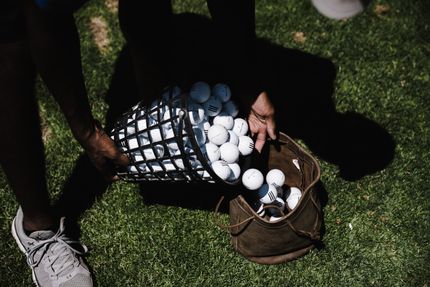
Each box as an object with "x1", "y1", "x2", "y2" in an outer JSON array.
[
  {"x1": 207, "y1": 0, "x2": 276, "y2": 152},
  {"x1": 25, "y1": 0, "x2": 128, "y2": 180}
]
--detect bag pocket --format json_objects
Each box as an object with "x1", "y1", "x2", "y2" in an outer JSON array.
[{"x1": 225, "y1": 132, "x2": 322, "y2": 264}]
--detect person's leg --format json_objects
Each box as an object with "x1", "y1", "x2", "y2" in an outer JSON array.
[
  {"x1": 206, "y1": 0, "x2": 264, "y2": 114},
  {"x1": 118, "y1": 0, "x2": 174, "y2": 103},
  {"x1": 0, "y1": 11, "x2": 56, "y2": 233},
  {"x1": 24, "y1": 0, "x2": 95, "y2": 141},
  {"x1": 1, "y1": 2, "x2": 94, "y2": 286}
]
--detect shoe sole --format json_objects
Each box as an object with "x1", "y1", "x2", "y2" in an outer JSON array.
[{"x1": 11, "y1": 217, "x2": 40, "y2": 287}]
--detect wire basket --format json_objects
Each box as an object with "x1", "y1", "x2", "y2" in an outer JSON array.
[{"x1": 110, "y1": 86, "x2": 249, "y2": 185}]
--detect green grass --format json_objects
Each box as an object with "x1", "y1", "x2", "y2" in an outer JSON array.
[{"x1": 1, "y1": 0, "x2": 429, "y2": 286}]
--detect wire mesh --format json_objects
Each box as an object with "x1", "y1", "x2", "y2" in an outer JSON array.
[{"x1": 110, "y1": 86, "x2": 247, "y2": 185}]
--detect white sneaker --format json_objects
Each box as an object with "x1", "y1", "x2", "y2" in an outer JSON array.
[
  {"x1": 311, "y1": 0, "x2": 370, "y2": 20},
  {"x1": 11, "y1": 207, "x2": 93, "y2": 287}
]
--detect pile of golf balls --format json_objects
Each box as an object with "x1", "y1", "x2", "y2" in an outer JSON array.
[
  {"x1": 241, "y1": 168, "x2": 302, "y2": 221},
  {"x1": 112, "y1": 81, "x2": 256, "y2": 182}
]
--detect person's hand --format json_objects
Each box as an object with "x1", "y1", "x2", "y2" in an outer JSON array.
[
  {"x1": 248, "y1": 91, "x2": 277, "y2": 153},
  {"x1": 78, "y1": 121, "x2": 130, "y2": 182}
]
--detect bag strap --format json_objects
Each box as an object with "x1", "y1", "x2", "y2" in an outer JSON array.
[
  {"x1": 214, "y1": 193, "x2": 321, "y2": 241},
  {"x1": 213, "y1": 196, "x2": 254, "y2": 232},
  {"x1": 261, "y1": 201, "x2": 320, "y2": 241}
]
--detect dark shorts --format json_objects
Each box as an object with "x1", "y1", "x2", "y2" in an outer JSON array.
[
  {"x1": 0, "y1": 0, "x2": 89, "y2": 44},
  {"x1": 0, "y1": 0, "x2": 25, "y2": 43}
]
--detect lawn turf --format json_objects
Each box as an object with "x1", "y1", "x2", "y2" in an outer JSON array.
[{"x1": 1, "y1": 0, "x2": 429, "y2": 286}]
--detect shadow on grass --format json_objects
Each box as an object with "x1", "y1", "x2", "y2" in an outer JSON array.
[{"x1": 54, "y1": 13, "x2": 394, "y2": 242}]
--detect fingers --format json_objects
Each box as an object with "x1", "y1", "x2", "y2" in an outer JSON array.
[
  {"x1": 89, "y1": 155, "x2": 118, "y2": 182},
  {"x1": 112, "y1": 150, "x2": 130, "y2": 166},
  {"x1": 248, "y1": 113, "x2": 267, "y2": 153},
  {"x1": 266, "y1": 116, "x2": 277, "y2": 140},
  {"x1": 85, "y1": 129, "x2": 129, "y2": 181},
  {"x1": 254, "y1": 129, "x2": 267, "y2": 153},
  {"x1": 248, "y1": 111, "x2": 277, "y2": 152},
  {"x1": 97, "y1": 143, "x2": 129, "y2": 181},
  {"x1": 100, "y1": 132, "x2": 130, "y2": 166},
  {"x1": 249, "y1": 118, "x2": 259, "y2": 138}
]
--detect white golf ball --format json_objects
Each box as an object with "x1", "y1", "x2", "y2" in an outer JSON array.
[
  {"x1": 238, "y1": 136, "x2": 254, "y2": 156},
  {"x1": 202, "y1": 170, "x2": 211, "y2": 179},
  {"x1": 189, "y1": 81, "x2": 211, "y2": 103},
  {"x1": 139, "y1": 163, "x2": 149, "y2": 172},
  {"x1": 232, "y1": 118, "x2": 249, "y2": 136},
  {"x1": 173, "y1": 150, "x2": 186, "y2": 170},
  {"x1": 127, "y1": 163, "x2": 146, "y2": 173},
  {"x1": 162, "y1": 159, "x2": 177, "y2": 172},
  {"x1": 191, "y1": 125, "x2": 206, "y2": 147},
  {"x1": 222, "y1": 100, "x2": 239, "y2": 118},
  {"x1": 165, "y1": 128, "x2": 175, "y2": 140},
  {"x1": 162, "y1": 107, "x2": 184, "y2": 129},
  {"x1": 219, "y1": 142, "x2": 240, "y2": 164},
  {"x1": 187, "y1": 102, "x2": 205, "y2": 125},
  {"x1": 251, "y1": 201, "x2": 265, "y2": 217},
  {"x1": 227, "y1": 163, "x2": 241, "y2": 181},
  {"x1": 203, "y1": 96, "x2": 222, "y2": 117},
  {"x1": 192, "y1": 161, "x2": 205, "y2": 177},
  {"x1": 286, "y1": 187, "x2": 302, "y2": 210},
  {"x1": 125, "y1": 126, "x2": 135, "y2": 136},
  {"x1": 266, "y1": 169, "x2": 286, "y2": 188},
  {"x1": 198, "y1": 119, "x2": 211, "y2": 139},
  {"x1": 241, "y1": 168, "x2": 264, "y2": 190},
  {"x1": 203, "y1": 142, "x2": 220, "y2": 163},
  {"x1": 227, "y1": 130, "x2": 239, "y2": 145},
  {"x1": 148, "y1": 127, "x2": 164, "y2": 142},
  {"x1": 149, "y1": 100, "x2": 164, "y2": 121},
  {"x1": 213, "y1": 112, "x2": 234, "y2": 130},
  {"x1": 258, "y1": 183, "x2": 278, "y2": 204},
  {"x1": 207, "y1": 124, "x2": 229, "y2": 146},
  {"x1": 127, "y1": 137, "x2": 139, "y2": 149},
  {"x1": 269, "y1": 216, "x2": 282, "y2": 222},
  {"x1": 131, "y1": 150, "x2": 144, "y2": 162},
  {"x1": 142, "y1": 145, "x2": 164, "y2": 160},
  {"x1": 148, "y1": 162, "x2": 163, "y2": 172},
  {"x1": 212, "y1": 83, "x2": 231, "y2": 103},
  {"x1": 211, "y1": 160, "x2": 231, "y2": 181},
  {"x1": 136, "y1": 118, "x2": 148, "y2": 132},
  {"x1": 138, "y1": 133, "x2": 149, "y2": 145},
  {"x1": 164, "y1": 129, "x2": 180, "y2": 151}
]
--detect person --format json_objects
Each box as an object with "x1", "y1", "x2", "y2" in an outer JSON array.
[
  {"x1": 0, "y1": 0, "x2": 128, "y2": 286},
  {"x1": 0, "y1": 0, "x2": 276, "y2": 286},
  {"x1": 117, "y1": 0, "x2": 277, "y2": 153}
]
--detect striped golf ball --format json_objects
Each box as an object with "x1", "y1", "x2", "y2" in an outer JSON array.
[
  {"x1": 203, "y1": 96, "x2": 222, "y2": 117},
  {"x1": 212, "y1": 83, "x2": 231, "y2": 103},
  {"x1": 238, "y1": 136, "x2": 254, "y2": 156},
  {"x1": 258, "y1": 183, "x2": 278, "y2": 204}
]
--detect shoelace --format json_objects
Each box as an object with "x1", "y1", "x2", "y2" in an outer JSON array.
[{"x1": 26, "y1": 220, "x2": 88, "y2": 278}]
